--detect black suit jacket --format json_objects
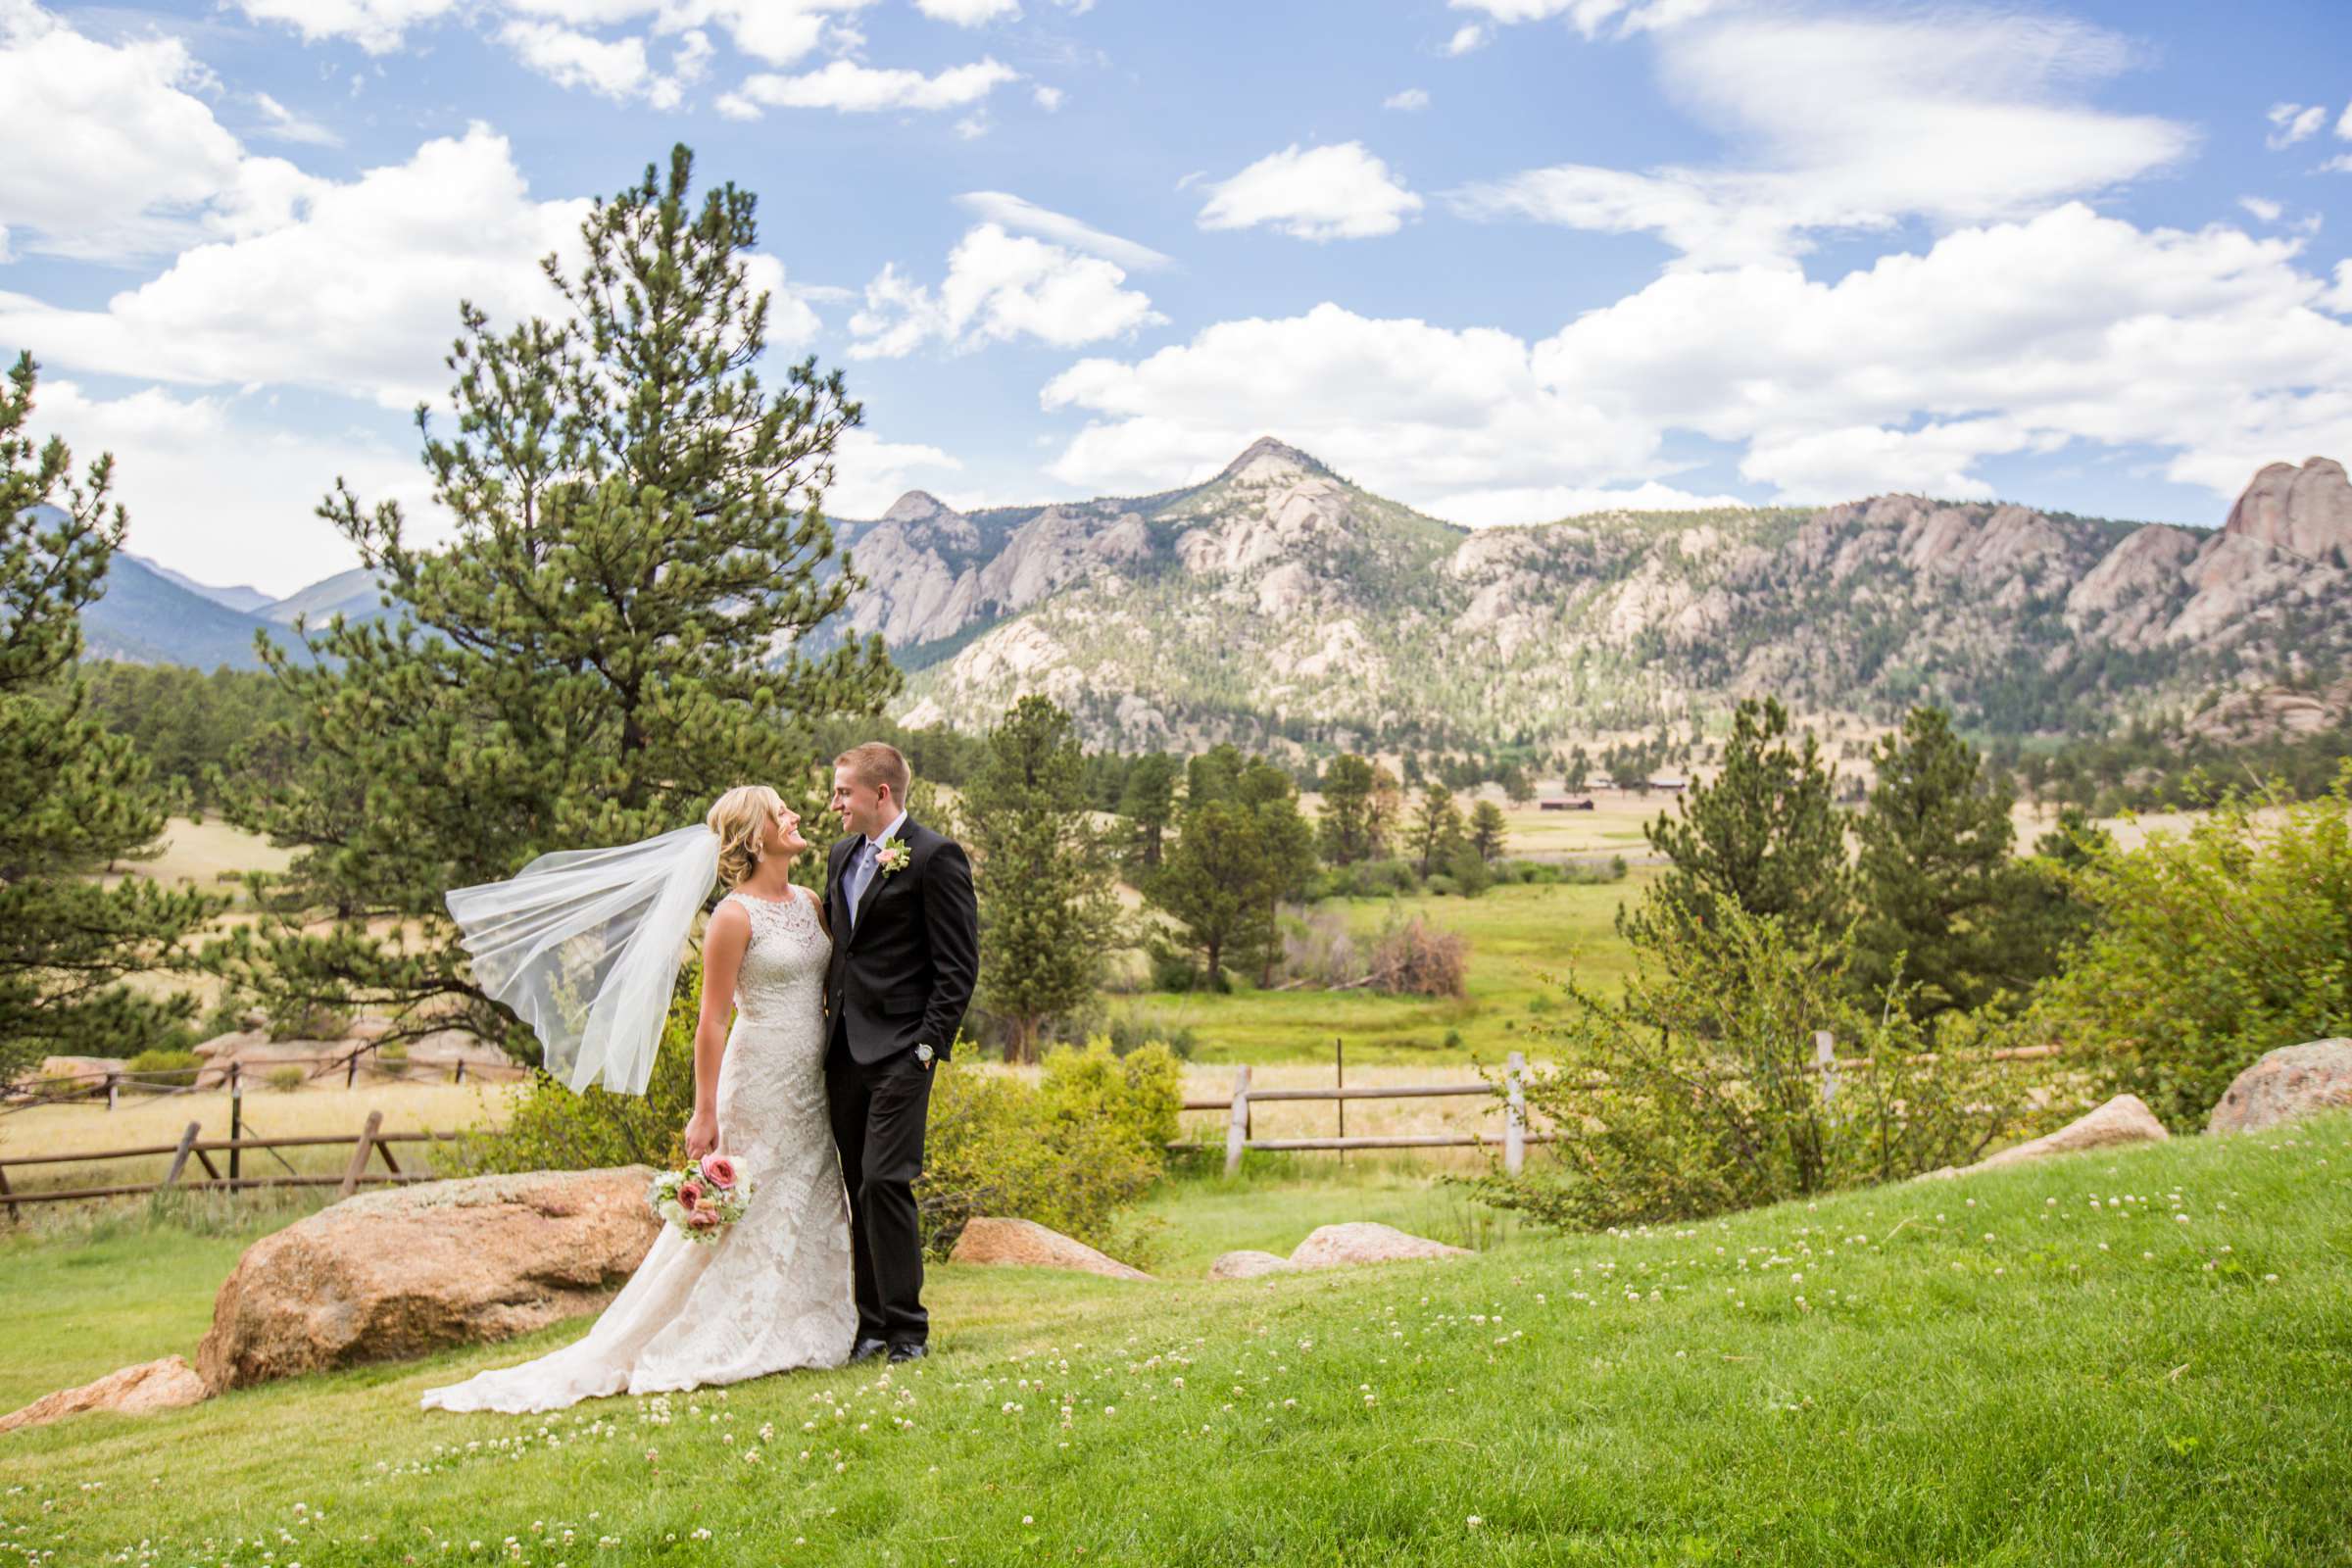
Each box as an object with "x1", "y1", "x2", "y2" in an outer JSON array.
[{"x1": 823, "y1": 818, "x2": 979, "y2": 1064}]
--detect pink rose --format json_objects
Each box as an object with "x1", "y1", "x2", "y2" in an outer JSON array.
[
  {"x1": 678, "y1": 1180, "x2": 704, "y2": 1209},
  {"x1": 699, "y1": 1153, "x2": 738, "y2": 1190},
  {"x1": 686, "y1": 1206, "x2": 720, "y2": 1229}
]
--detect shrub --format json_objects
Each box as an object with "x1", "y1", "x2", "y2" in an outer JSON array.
[
  {"x1": 266, "y1": 1065, "x2": 306, "y2": 1093},
  {"x1": 2029, "y1": 766, "x2": 2352, "y2": 1129},
  {"x1": 1146, "y1": 939, "x2": 1206, "y2": 993},
  {"x1": 1368, "y1": 910, "x2": 1469, "y2": 998},
  {"x1": 1307, "y1": 858, "x2": 1422, "y2": 900},
  {"x1": 916, "y1": 1040, "x2": 1175, "y2": 1263},
  {"x1": 1101, "y1": 1008, "x2": 1196, "y2": 1059},
  {"x1": 1276, "y1": 905, "x2": 1364, "y2": 988},
  {"x1": 1465, "y1": 896, "x2": 2032, "y2": 1230},
  {"x1": 269, "y1": 1003, "x2": 352, "y2": 1043},
  {"x1": 125, "y1": 1048, "x2": 201, "y2": 1082},
  {"x1": 1444, "y1": 845, "x2": 1494, "y2": 898}
]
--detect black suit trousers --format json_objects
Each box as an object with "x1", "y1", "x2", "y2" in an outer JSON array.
[{"x1": 825, "y1": 1020, "x2": 933, "y2": 1347}]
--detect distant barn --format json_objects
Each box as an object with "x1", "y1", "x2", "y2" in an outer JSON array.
[{"x1": 1540, "y1": 798, "x2": 1596, "y2": 811}]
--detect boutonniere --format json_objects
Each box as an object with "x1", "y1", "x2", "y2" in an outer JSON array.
[{"x1": 874, "y1": 841, "x2": 910, "y2": 878}]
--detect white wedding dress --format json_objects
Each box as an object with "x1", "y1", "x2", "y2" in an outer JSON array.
[{"x1": 420, "y1": 888, "x2": 857, "y2": 1413}]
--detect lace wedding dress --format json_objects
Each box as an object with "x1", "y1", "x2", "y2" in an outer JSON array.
[{"x1": 420, "y1": 889, "x2": 856, "y2": 1413}]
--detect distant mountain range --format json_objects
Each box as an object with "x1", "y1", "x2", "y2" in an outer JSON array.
[
  {"x1": 829, "y1": 442, "x2": 2352, "y2": 750},
  {"x1": 62, "y1": 448, "x2": 2352, "y2": 750}
]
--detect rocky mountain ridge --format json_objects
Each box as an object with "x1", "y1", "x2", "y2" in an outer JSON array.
[{"x1": 826, "y1": 444, "x2": 2352, "y2": 751}]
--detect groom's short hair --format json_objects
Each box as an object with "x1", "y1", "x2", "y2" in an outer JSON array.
[{"x1": 836, "y1": 741, "x2": 911, "y2": 805}]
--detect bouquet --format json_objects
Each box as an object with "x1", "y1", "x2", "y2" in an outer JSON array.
[{"x1": 651, "y1": 1152, "x2": 752, "y2": 1244}]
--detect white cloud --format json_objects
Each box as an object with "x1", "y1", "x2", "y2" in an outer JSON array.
[
  {"x1": 716, "y1": 56, "x2": 1016, "y2": 116},
  {"x1": 954, "y1": 110, "x2": 992, "y2": 139},
  {"x1": 1442, "y1": 23, "x2": 1486, "y2": 55},
  {"x1": 1197, "y1": 142, "x2": 1423, "y2": 242},
  {"x1": 231, "y1": 0, "x2": 460, "y2": 54},
  {"x1": 826, "y1": 427, "x2": 963, "y2": 516},
  {"x1": 0, "y1": 124, "x2": 820, "y2": 410},
  {"x1": 2339, "y1": 100, "x2": 2352, "y2": 140},
  {"x1": 953, "y1": 191, "x2": 1170, "y2": 270},
  {"x1": 1038, "y1": 205, "x2": 2352, "y2": 519},
  {"x1": 1454, "y1": 10, "x2": 2193, "y2": 269},
  {"x1": 250, "y1": 92, "x2": 343, "y2": 147},
  {"x1": 2238, "y1": 196, "x2": 2283, "y2": 224},
  {"x1": 1032, "y1": 83, "x2": 1063, "y2": 111},
  {"x1": 849, "y1": 222, "x2": 1162, "y2": 358},
  {"x1": 2267, "y1": 101, "x2": 2327, "y2": 149},
  {"x1": 1383, "y1": 87, "x2": 1430, "y2": 112},
  {"x1": 916, "y1": 0, "x2": 1019, "y2": 24},
  {"x1": 1041, "y1": 302, "x2": 1650, "y2": 501},
  {"x1": 499, "y1": 20, "x2": 655, "y2": 101},
  {"x1": 0, "y1": 4, "x2": 253, "y2": 260},
  {"x1": 32, "y1": 378, "x2": 433, "y2": 595},
  {"x1": 1450, "y1": 0, "x2": 1725, "y2": 37}
]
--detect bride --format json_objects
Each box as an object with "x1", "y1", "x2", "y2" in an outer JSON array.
[{"x1": 419, "y1": 785, "x2": 856, "y2": 1413}]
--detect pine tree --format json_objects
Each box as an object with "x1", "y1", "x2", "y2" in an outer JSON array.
[
  {"x1": 1623, "y1": 696, "x2": 1849, "y2": 951},
  {"x1": 0, "y1": 354, "x2": 222, "y2": 1077},
  {"x1": 212, "y1": 146, "x2": 897, "y2": 1052},
  {"x1": 1851, "y1": 706, "x2": 2054, "y2": 1020},
  {"x1": 1468, "y1": 798, "x2": 1508, "y2": 863},
  {"x1": 1315, "y1": 752, "x2": 1381, "y2": 865},
  {"x1": 1411, "y1": 784, "x2": 1464, "y2": 877},
  {"x1": 963, "y1": 697, "x2": 1119, "y2": 1062},
  {"x1": 1149, "y1": 746, "x2": 1314, "y2": 986},
  {"x1": 1116, "y1": 752, "x2": 1177, "y2": 873}
]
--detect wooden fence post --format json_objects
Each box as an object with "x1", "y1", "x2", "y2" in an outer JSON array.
[
  {"x1": 0, "y1": 1160, "x2": 16, "y2": 1224},
  {"x1": 160, "y1": 1121, "x2": 203, "y2": 1191},
  {"x1": 339, "y1": 1109, "x2": 383, "y2": 1200},
  {"x1": 1505, "y1": 1051, "x2": 1527, "y2": 1177},
  {"x1": 346, "y1": 1046, "x2": 360, "y2": 1090},
  {"x1": 105, "y1": 1070, "x2": 119, "y2": 1112},
  {"x1": 1814, "y1": 1031, "x2": 1838, "y2": 1109},
  {"x1": 228, "y1": 1062, "x2": 243, "y2": 1191},
  {"x1": 1224, "y1": 1064, "x2": 1251, "y2": 1179}
]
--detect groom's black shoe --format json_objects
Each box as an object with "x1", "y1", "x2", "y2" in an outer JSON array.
[
  {"x1": 849, "y1": 1338, "x2": 889, "y2": 1364},
  {"x1": 886, "y1": 1342, "x2": 928, "y2": 1364}
]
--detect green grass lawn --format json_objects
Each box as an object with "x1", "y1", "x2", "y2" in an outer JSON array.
[
  {"x1": 1108, "y1": 875, "x2": 1652, "y2": 1066},
  {"x1": 5, "y1": 1115, "x2": 2349, "y2": 1565}
]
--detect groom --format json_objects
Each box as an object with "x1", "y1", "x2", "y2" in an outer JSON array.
[{"x1": 823, "y1": 742, "x2": 978, "y2": 1365}]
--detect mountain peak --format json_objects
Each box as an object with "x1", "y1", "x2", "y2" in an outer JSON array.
[
  {"x1": 881, "y1": 490, "x2": 957, "y2": 525},
  {"x1": 2220, "y1": 455, "x2": 2351, "y2": 566},
  {"x1": 1215, "y1": 436, "x2": 1331, "y2": 486}
]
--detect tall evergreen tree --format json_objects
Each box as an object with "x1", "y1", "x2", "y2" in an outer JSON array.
[
  {"x1": 1314, "y1": 752, "x2": 1382, "y2": 865},
  {"x1": 1623, "y1": 696, "x2": 1849, "y2": 951},
  {"x1": 1851, "y1": 706, "x2": 2055, "y2": 1019},
  {"x1": 1468, "y1": 798, "x2": 1509, "y2": 863},
  {"x1": 1150, "y1": 746, "x2": 1313, "y2": 986},
  {"x1": 1115, "y1": 751, "x2": 1177, "y2": 873},
  {"x1": 0, "y1": 354, "x2": 221, "y2": 1077},
  {"x1": 1410, "y1": 784, "x2": 1465, "y2": 877},
  {"x1": 213, "y1": 146, "x2": 897, "y2": 1052},
  {"x1": 963, "y1": 697, "x2": 1119, "y2": 1062}
]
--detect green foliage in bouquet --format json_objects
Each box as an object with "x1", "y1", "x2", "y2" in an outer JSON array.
[{"x1": 1467, "y1": 895, "x2": 2032, "y2": 1231}]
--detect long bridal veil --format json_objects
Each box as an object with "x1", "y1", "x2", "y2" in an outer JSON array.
[{"x1": 446, "y1": 824, "x2": 720, "y2": 1096}]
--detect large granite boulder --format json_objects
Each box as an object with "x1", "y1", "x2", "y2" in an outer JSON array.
[
  {"x1": 1207, "y1": 1250, "x2": 1293, "y2": 1281},
  {"x1": 949, "y1": 1217, "x2": 1152, "y2": 1281},
  {"x1": 1924, "y1": 1094, "x2": 2169, "y2": 1180},
  {"x1": 0, "y1": 1356, "x2": 207, "y2": 1435},
  {"x1": 1288, "y1": 1222, "x2": 1469, "y2": 1270},
  {"x1": 2208, "y1": 1040, "x2": 2352, "y2": 1135},
  {"x1": 196, "y1": 1166, "x2": 659, "y2": 1393}
]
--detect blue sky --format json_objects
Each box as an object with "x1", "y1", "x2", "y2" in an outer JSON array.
[{"x1": 1, "y1": 0, "x2": 2347, "y2": 594}]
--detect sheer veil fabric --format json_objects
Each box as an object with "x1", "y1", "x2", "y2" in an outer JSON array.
[{"x1": 445, "y1": 825, "x2": 722, "y2": 1096}]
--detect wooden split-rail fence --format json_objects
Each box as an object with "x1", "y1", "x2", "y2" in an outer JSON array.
[
  {"x1": 7, "y1": 1044, "x2": 497, "y2": 1116},
  {"x1": 0, "y1": 1109, "x2": 465, "y2": 1220},
  {"x1": 1182, "y1": 1037, "x2": 2065, "y2": 1177}
]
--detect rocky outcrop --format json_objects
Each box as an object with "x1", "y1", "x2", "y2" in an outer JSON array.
[
  {"x1": 2207, "y1": 1040, "x2": 2352, "y2": 1135},
  {"x1": 1206, "y1": 1250, "x2": 1293, "y2": 1281},
  {"x1": 948, "y1": 1217, "x2": 1152, "y2": 1281},
  {"x1": 2222, "y1": 458, "x2": 2352, "y2": 567},
  {"x1": 0, "y1": 1356, "x2": 207, "y2": 1435},
  {"x1": 195, "y1": 1167, "x2": 660, "y2": 1392},
  {"x1": 1287, "y1": 1222, "x2": 1469, "y2": 1269},
  {"x1": 1926, "y1": 1095, "x2": 2169, "y2": 1179}
]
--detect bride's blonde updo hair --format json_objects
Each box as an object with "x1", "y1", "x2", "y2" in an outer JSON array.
[{"x1": 706, "y1": 784, "x2": 788, "y2": 890}]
